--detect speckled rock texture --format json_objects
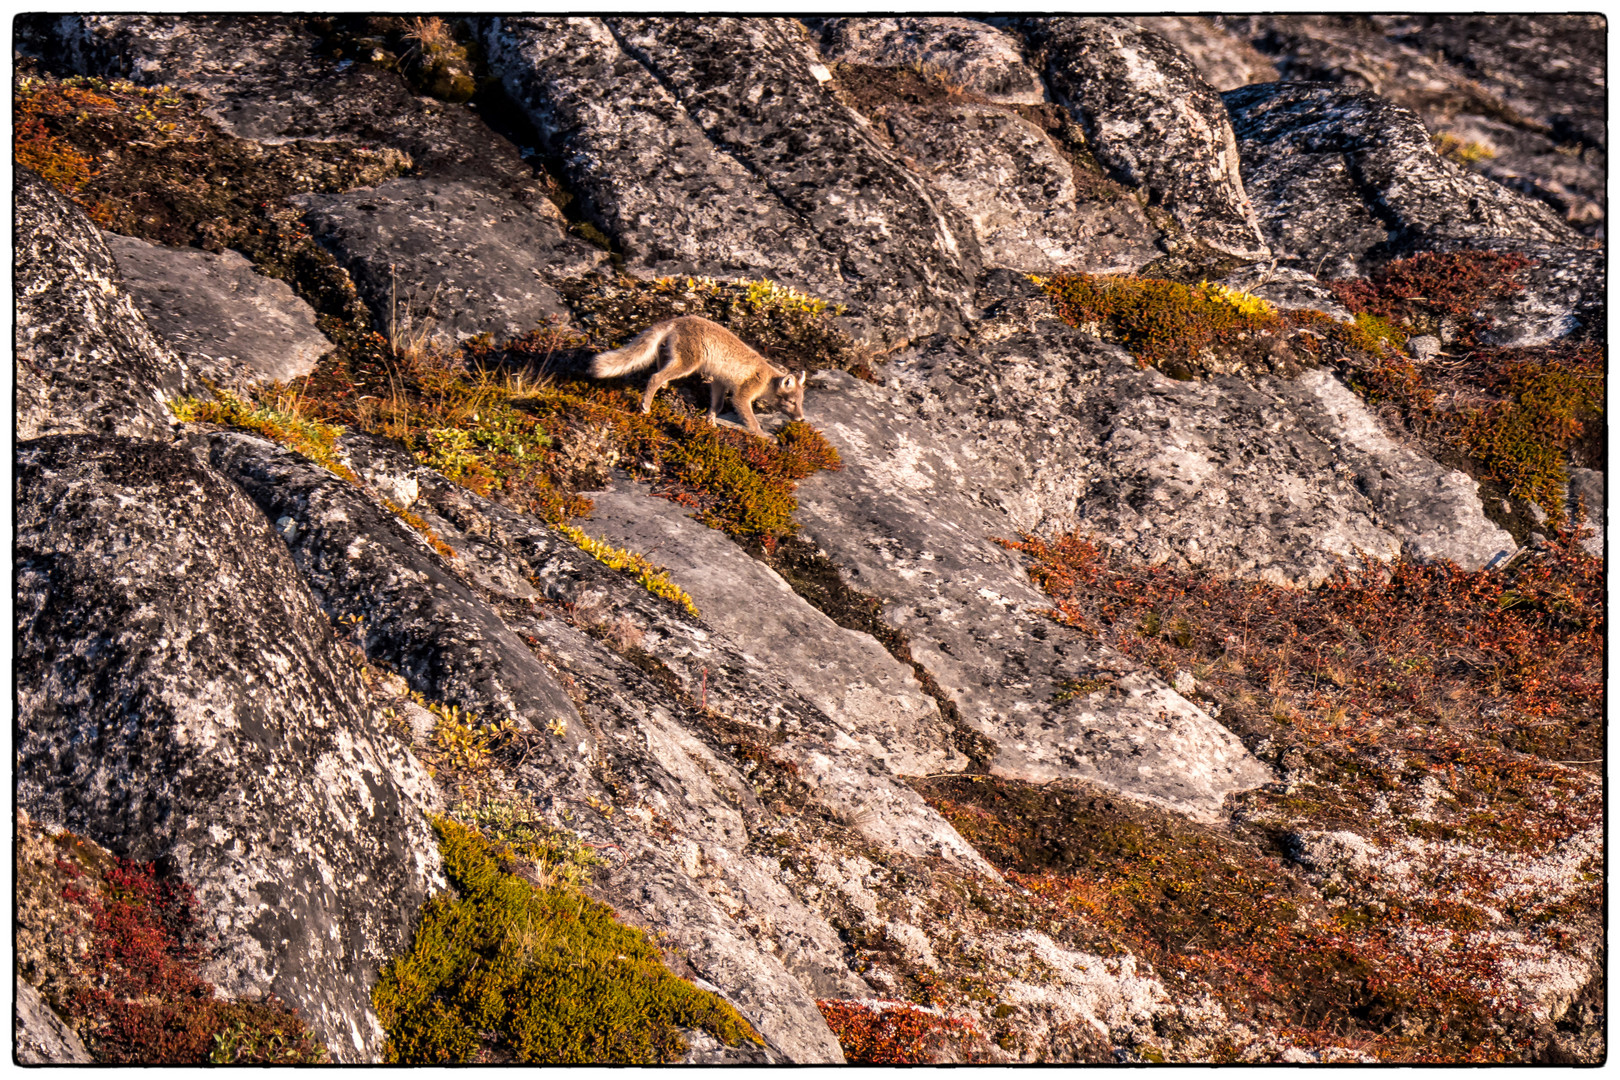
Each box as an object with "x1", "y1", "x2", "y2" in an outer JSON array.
[
  {"x1": 15, "y1": 167, "x2": 189, "y2": 441},
  {"x1": 103, "y1": 231, "x2": 332, "y2": 387},
  {"x1": 889, "y1": 279, "x2": 1512, "y2": 584},
  {"x1": 1226, "y1": 82, "x2": 1586, "y2": 276},
  {"x1": 1020, "y1": 17, "x2": 1269, "y2": 260},
  {"x1": 806, "y1": 16, "x2": 1046, "y2": 104},
  {"x1": 14, "y1": 436, "x2": 442, "y2": 1063},
  {"x1": 792, "y1": 366, "x2": 1274, "y2": 819},
  {"x1": 202, "y1": 431, "x2": 588, "y2": 752},
  {"x1": 481, "y1": 16, "x2": 979, "y2": 344},
  {"x1": 15, "y1": 981, "x2": 92, "y2": 1065},
  {"x1": 13, "y1": 14, "x2": 1604, "y2": 1064},
  {"x1": 883, "y1": 102, "x2": 1160, "y2": 274},
  {"x1": 293, "y1": 178, "x2": 608, "y2": 349},
  {"x1": 1130, "y1": 16, "x2": 1278, "y2": 92},
  {"x1": 1214, "y1": 15, "x2": 1607, "y2": 238}
]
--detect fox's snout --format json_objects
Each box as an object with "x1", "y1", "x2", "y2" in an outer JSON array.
[{"x1": 777, "y1": 371, "x2": 808, "y2": 422}]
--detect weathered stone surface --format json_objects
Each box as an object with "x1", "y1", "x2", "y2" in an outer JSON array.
[
  {"x1": 102, "y1": 232, "x2": 333, "y2": 386},
  {"x1": 1370, "y1": 15, "x2": 1605, "y2": 149},
  {"x1": 15, "y1": 980, "x2": 91, "y2": 1064},
  {"x1": 16, "y1": 167, "x2": 188, "y2": 441},
  {"x1": 792, "y1": 368, "x2": 1273, "y2": 820},
  {"x1": 1022, "y1": 17, "x2": 1269, "y2": 260},
  {"x1": 881, "y1": 280, "x2": 1511, "y2": 585},
  {"x1": 1226, "y1": 81, "x2": 1585, "y2": 279},
  {"x1": 481, "y1": 20, "x2": 843, "y2": 304},
  {"x1": 582, "y1": 488, "x2": 962, "y2": 779},
  {"x1": 1567, "y1": 469, "x2": 1604, "y2": 558},
  {"x1": 884, "y1": 102, "x2": 1160, "y2": 274},
  {"x1": 21, "y1": 14, "x2": 536, "y2": 185},
  {"x1": 481, "y1": 16, "x2": 979, "y2": 344},
  {"x1": 202, "y1": 431, "x2": 587, "y2": 755},
  {"x1": 806, "y1": 17, "x2": 1046, "y2": 104},
  {"x1": 607, "y1": 17, "x2": 981, "y2": 343},
  {"x1": 293, "y1": 178, "x2": 608, "y2": 349},
  {"x1": 1215, "y1": 15, "x2": 1607, "y2": 238},
  {"x1": 15, "y1": 435, "x2": 441, "y2": 1062},
  {"x1": 1131, "y1": 16, "x2": 1278, "y2": 91}
]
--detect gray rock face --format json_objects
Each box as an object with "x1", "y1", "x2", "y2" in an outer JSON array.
[
  {"x1": 1215, "y1": 15, "x2": 1607, "y2": 238},
  {"x1": 311, "y1": 439, "x2": 865, "y2": 1058},
  {"x1": 23, "y1": 15, "x2": 535, "y2": 185},
  {"x1": 202, "y1": 431, "x2": 588, "y2": 755},
  {"x1": 1567, "y1": 469, "x2": 1604, "y2": 558},
  {"x1": 583, "y1": 489, "x2": 962, "y2": 780},
  {"x1": 793, "y1": 369, "x2": 1273, "y2": 820},
  {"x1": 15, "y1": 435, "x2": 441, "y2": 1063},
  {"x1": 293, "y1": 178, "x2": 608, "y2": 349},
  {"x1": 807, "y1": 16, "x2": 1046, "y2": 104},
  {"x1": 15, "y1": 980, "x2": 92, "y2": 1064},
  {"x1": 16, "y1": 168, "x2": 189, "y2": 441},
  {"x1": 884, "y1": 102, "x2": 1160, "y2": 274},
  {"x1": 1226, "y1": 82, "x2": 1584, "y2": 278},
  {"x1": 608, "y1": 17, "x2": 981, "y2": 342},
  {"x1": 481, "y1": 16, "x2": 979, "y2": 344},
  {"x1": 102, "y1": 232, "x2": 333, "y2": 386},
  {"x1": 900, "y1": 290, "x2": 1512, "y2": 584},
  {"x1": 1024, "y1": 17, "x2": 1269, "y2": 260},
  {"x1": 1130, "y1": 16, "x2": 1278, "y2": 91}
]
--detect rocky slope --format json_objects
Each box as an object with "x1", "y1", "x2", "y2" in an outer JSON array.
[{"x1": 13, "y1": 15, "x2": 1604, "y2": 1064}]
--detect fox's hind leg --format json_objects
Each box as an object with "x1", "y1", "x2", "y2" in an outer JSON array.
[
  {"x1": 639, "y1": 338, "x2": 690, "y2": 413},
  {"x1": 707, "y1": 379, "x2": 725, "y2": 426}
]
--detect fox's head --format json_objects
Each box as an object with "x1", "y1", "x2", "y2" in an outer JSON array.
[{"x1": 774, "y1": 370, "x2": 807, "y2": 422}]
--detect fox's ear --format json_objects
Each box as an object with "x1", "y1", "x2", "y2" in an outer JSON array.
[{"x1": 796, "y1": 370, "x2": 807, "y2": 386}]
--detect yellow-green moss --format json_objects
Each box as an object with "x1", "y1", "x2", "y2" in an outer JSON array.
[
  {"x1": 373, "y1": 818, "x2": 759, "y2": 1063},
  {"x1": 1032, "y1": 272, "x2": 1287, "y2": 376},
  {"x1": 170, "y1": 393, "x2": 360, "y2": 484},
  {"x1": 555, "y1": 524, "x2": 700, "y2": 618}
]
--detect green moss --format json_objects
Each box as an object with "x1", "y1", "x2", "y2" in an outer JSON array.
[
  {"x1": 170, "y1": 391, "x2": 358, "y2": 484},
  {"x1": 373, "y1": 818, "x2": 759, "y2": 1063}
]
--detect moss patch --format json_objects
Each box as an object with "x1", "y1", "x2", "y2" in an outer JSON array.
[
  {"x1": 373, "y1": 817, "x2": 759, "y2": 1063},
  {"x1": 14, "y1": 67, "x2": 409, "y2": 255},
  {"x1": 816, "y1": 999, "x2": 981, "y2": 1064},
  {"x1": 1034, "y1": 272, "x2": 1304, "y2": 378}
]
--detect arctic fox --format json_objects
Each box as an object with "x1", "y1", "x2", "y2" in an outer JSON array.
[{"x1": 588, "y1": 316, "x2": 806, "y2": 438}]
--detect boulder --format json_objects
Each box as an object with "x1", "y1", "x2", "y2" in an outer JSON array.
[
  {"x1": 607, "y1": 17, "x2": 982, "y2": 342},
  {"x1": 1022, "y1": 17, "x2": 1270, "y2": 260},
  {"x1": 1130, "y1": 16, "x2": 1278, "y2": 91},
  {"x1": 480, "y1": 16, "x2": 980, "y2": 344},
  {"x1": 895, "y1": 284, "x2": 1512, "y2": 584},
  {"x1": 806, "y1": 17, "x2": 1046, "y2": 104},
  {"x1": 792, "y1": 367, "x2": 1274, "y2": 820},
  {"x1": 201, "y1": 431, "x2": 588, "y2": 753},
  {"x1": 102, "y1": 232, "x2": 333, "y2": 387},
  {"x1": 883, "y1": 102, "x2": 1160, "y2": 273},
  {"x1": 293, "y1": 178, "x2": 608, "y2": 350},
  {"x1": 15, "y1": 981, "x2": 92, "y2": 1064},
  {"x1": 1226, "y1": 81, "x2": 1584, "y2": 278},
  {"x1": 15, "y1": 435, "x2": 441, "y2": 1062},
  {"x1": 1214, "y1": 15, "x2": 1606, "y2": 238},
  {"x1": 16, "y1": 167, "x2": 189, "y2": 441}
]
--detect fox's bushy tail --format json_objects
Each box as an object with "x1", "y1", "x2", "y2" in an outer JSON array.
[{"x1": 588, "y1": 320, "x2": 675, "y2": 378}]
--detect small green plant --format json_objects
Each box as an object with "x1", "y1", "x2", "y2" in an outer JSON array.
[
  {"x1": 170, "y1": 390, "x2": 360, "y2": 483},
  {"x1": 428, "y1": 705, "x2": 518, "y2": 772},
  {"x1": 555, "y1": 524, "x2": 701, "y2": 618},
  {"x1": 448, "y1": 799, "x2": 602, "y2": 889},
  {"x1": 372, "y1": 818, "x2": 760, "y2": 1063}
]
